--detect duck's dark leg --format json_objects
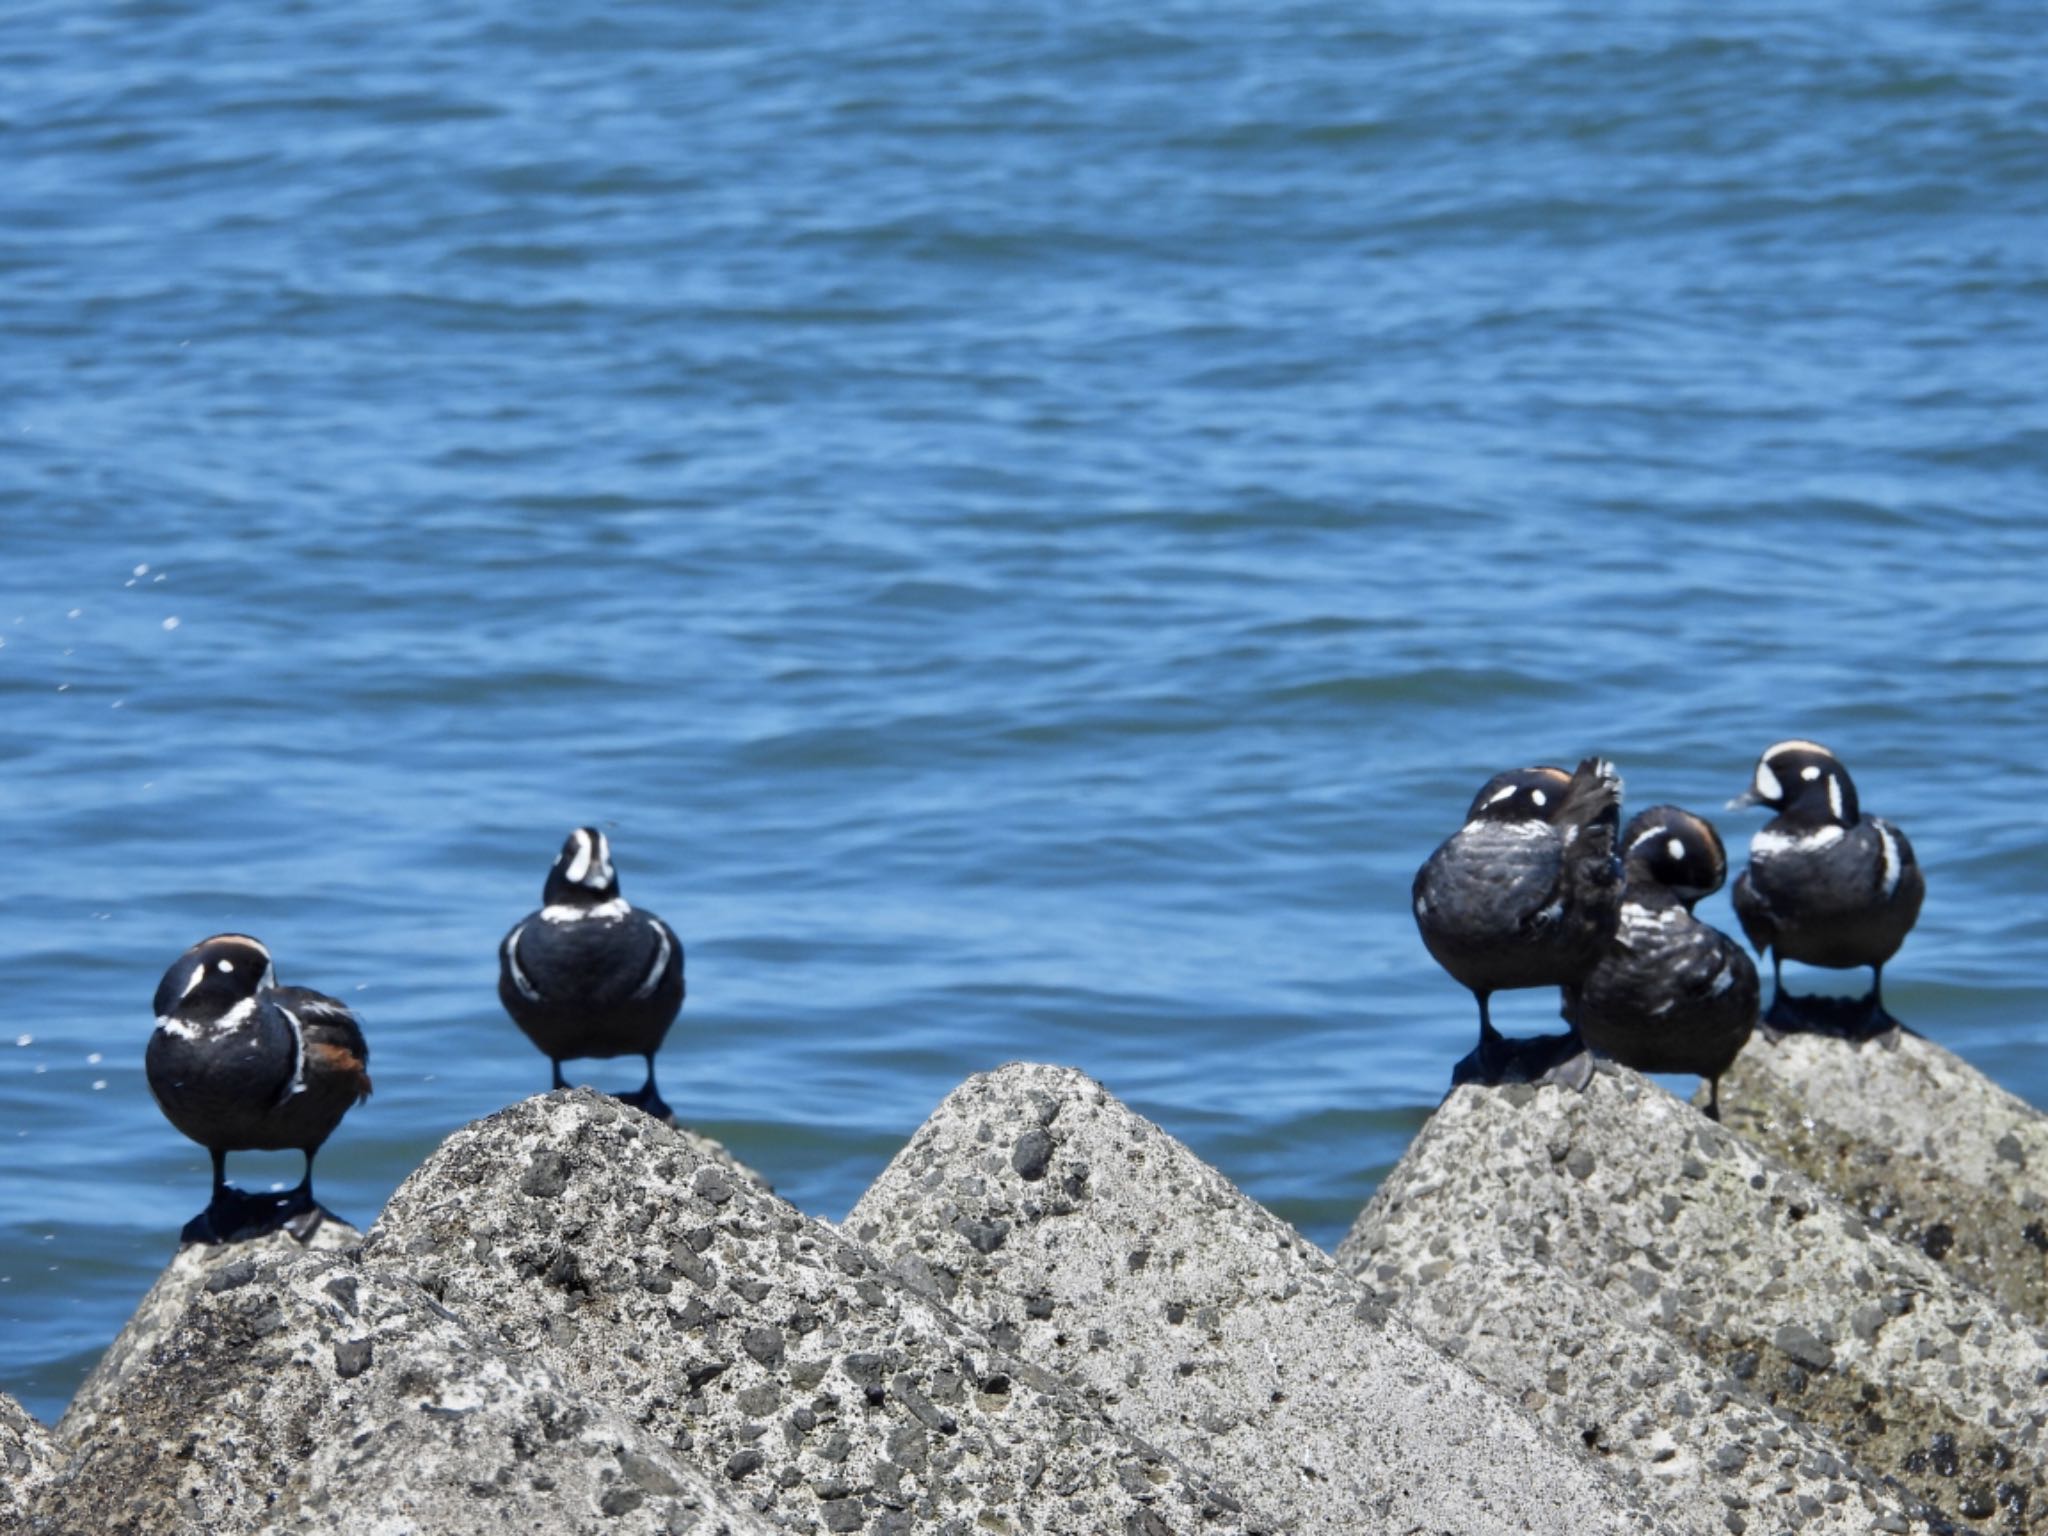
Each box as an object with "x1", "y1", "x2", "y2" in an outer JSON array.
[
  {"x1": 181, "y1": 1149, "x2": 241, "y2": 1245},
  {"x1": 1452, "y1": 993, "x2": 1504, "y2": 1086},
  {"x1": 1865, "y1": 963, "x2": 1908, "y2": 1040},
  {"x1": 1762, "y1": 951, "x2": 1797, "y2": 1032},
  {"x1": 277, "y1": 1151, "x2": 332, "y2": 1241},
  {"x1": 1704, "y1": 1074, "x2": 1723, "y2": 1123},
  {"x1": 551, "y1": 1059, "x2": 568, "y2": 1091}
]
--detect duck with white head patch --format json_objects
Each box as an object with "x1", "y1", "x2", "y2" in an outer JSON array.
[
  {"x1": 146, "y1": 934, "x2": 372, "y2": 1244},
  {"x1": 499, "y1": 827, "x2": 685, "y2": 1120},
  {"x1": 1729, "y1": 740, "x2": 1924, "y2": 1033},
  {"x1": 1563, "y1": 806, "x2": 1758, "y2": 1120},
  {"x1": 1413, "y1": 757, "x2": 1624, "y2": 1086}
]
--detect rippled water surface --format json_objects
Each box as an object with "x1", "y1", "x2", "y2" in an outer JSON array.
[{"x1": 3, "y1": 1, "x2": 2045, "y2": 1421}]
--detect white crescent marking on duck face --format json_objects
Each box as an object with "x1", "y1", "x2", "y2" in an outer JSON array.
[
  {"x1": 180, "y1": 963, "x2": 208, "y2": 999},
  {"x1": 1827, "y1": 774, "x2": 1845, "y2": 821},
  {"x1": 1487, "y1": 785, "x2": 1518, "y2": 805},
  {"x1": 504, "y1": 924, "x2": 542, "y2": 1002},
  {"x1": 1755, "y1": 761, "x2": 1783, "y2": 803},
  {"x1": 632, "y1": 926, "x2": 673, "y2": 1000},
  {"x1": 564, "y1": 831, "x2": 593, "y2": 885},
  {"x1": 1627, "y1": 825, "x2": 1670, "y2": 855},
  {"x1": 1878, "y1": 824, "x2": 1901, "y2": 900}
]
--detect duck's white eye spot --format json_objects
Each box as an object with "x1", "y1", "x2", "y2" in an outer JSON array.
[
  {"x1": 1667, "y1": 837, "x2": 1686, "y2": 862},
  {"x1": 1531, "y1": 789, "x2": 1548, "y2": 807},
  {"x1": 217, "y1": 959, "x2": 234, "y2": 973},
  {"x1": 1755, "y1": 761, "x2": 1783, "y2": 802},
  {"x1": 1801, "y1": 764, "x2": 1821, "y2": 781}
]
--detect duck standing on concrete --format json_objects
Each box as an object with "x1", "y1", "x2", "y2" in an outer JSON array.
[
  {"x1": 499, "y1": 827, "x2": 685, "y2": 1120},
  {"x1": 146, "y1": 934, "x2": 371, "y2": 1244},
  {"x1": 1563, "y1": 806, "x2": 1758, "y2": 1120},
  {"x1": 1729, "y1": 740, "x2": 1923, "y2": 1032},
  {"x1": 1413, "y1": 757, "x2": 1624, "y2": 1084}
]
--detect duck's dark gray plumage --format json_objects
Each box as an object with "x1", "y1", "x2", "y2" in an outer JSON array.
[
  {"x1": 1729, "y1": 740, "x2": 1923, "y2": 1029},
  {"x1": 499, "y1": 827, "x2": 685, "y2": 1120},
  {"x1": 146, "y1": 934, "x2": 371, "y2": 1243},
  {"x1": 1564, "y1": 806, "x2": 1758, "y2": 1120},
  {"x1": 1413, "y1": 757, "x2": 1624, "y2": 1082}
]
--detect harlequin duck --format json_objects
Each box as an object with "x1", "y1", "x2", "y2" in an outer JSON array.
[
  {"x1": 1562, "y1": 806, "x2": 1758, "y2": 1120},
  {"x1": 1413, "y1": 757, "x2": 1624, "y2": 1084},
  {"x1": 499, "y1": 827, "x2": 685, "y2": 1120},
  {"x1": 1729, "y1": 741, "x2": 1924, "y2": 1031},
  {"x1": 146, "y1": 934, "x2": 371, "y2": 1244}
]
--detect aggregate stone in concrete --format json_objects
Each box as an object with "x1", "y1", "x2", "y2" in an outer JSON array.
[
  {"x1": 365, "y1": 1088, "x2": 1264, "y2": 1536},
  {"x1": 1710, "y1": 1029, "x2": 2048, "y2": 1324},
  {"x1": 59, "y1": 1219, "x2": 363, "y2": 1446},
  {"x1": 1340, "y1": 1064, "x2": 2048, "y2": 1534},
  {"x1": 844, "y1": 1062, "x2": 1674, "y2": 1536},
  {"x1": 1358, "y1": 1238, "x2": 1932, "y2": 1535},
  {"x1": 3, "y1": 1390, "x2": 60, "y2": 1531},
  {"x1": 30, "y1": 1247, "x2": 775, "y2": 1536}
]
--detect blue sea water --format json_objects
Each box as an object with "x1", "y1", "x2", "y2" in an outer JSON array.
[{"x1": 2, "y1": 1, "x2": 2045, "y2": 1423}]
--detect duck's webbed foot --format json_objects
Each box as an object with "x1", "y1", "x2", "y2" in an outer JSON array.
[
  {"x1": 615, "y1": 1057, "x2": 677, "y2": 1125},
  {"x1": 180, "y1": 1187, "x2": 255, "y2": 1246},
  {"x1": 1763, "y1": 987, "x2": 1908, "y2": 1045},
  {"x1": 1453, "y1": 1029, "x2": 1594, "y2": 1093},
  {"x1": 180, "y1": 1185, "x2": 342, "y2": 1245},
  {"x1": 614, "y1": 1083, "x2": 677, "y2": 1125}
]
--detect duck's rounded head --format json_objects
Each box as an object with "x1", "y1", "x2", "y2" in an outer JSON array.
[
  {"x1": 1622, "y1": 806, "x2": 1727, "y2": 908},
  {"x1": 1464, "y1": 765, "x2": 1574, "y2": 825},
  {"x1": 154, "y1": 934, "x2": 276, "y2": 1024},
  {"x1": 1731, "y1": 740, "x2": 1859, "y2": 826},
  {"x1": 543, "y1": 826, "x2": 620, "y2": 905}
]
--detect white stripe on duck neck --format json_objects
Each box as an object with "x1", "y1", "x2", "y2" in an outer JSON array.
[
  {"x1": 1751, "y1": 824, "x2": 1845, "y2": 858},
  {"x1": 541, "y1": 897, "x2": 631, "y2": 923},
  {"x1": 156, "y1": 994, "x2": 260, "y2": 1042}
]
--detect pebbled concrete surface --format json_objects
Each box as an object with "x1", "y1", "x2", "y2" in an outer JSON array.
[
  {"x1": 30, "y1": 1246, "x2": 777, "y2": 1536},
  {"x1": 846, "y1": 1061, "x2": 1677, "y2": 1536},
  {"x1": 1710, "y1": 1028, "x2": 2048, "y2": 1325},
  {"x1": 3, "y1": 1390, "x2": 60, "y2": 1531},
  {"x1": 362, "y1": 1088, "x2": 1268, "y2": 1536},
  {"x1": 1342, "y1": 1064, "x2": 2048, "y2": 1534},
  {"x1": 58, "y1": 1219, "x2": 364, "y2": 1448}
]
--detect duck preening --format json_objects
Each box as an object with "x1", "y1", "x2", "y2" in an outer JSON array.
[
  {"x1": 1563, "y1": 805, "x2": 1758, "y2": 1121},
  {"x1": 1413, "y1": 757, "x2": 1623, "y2": 1086}
]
